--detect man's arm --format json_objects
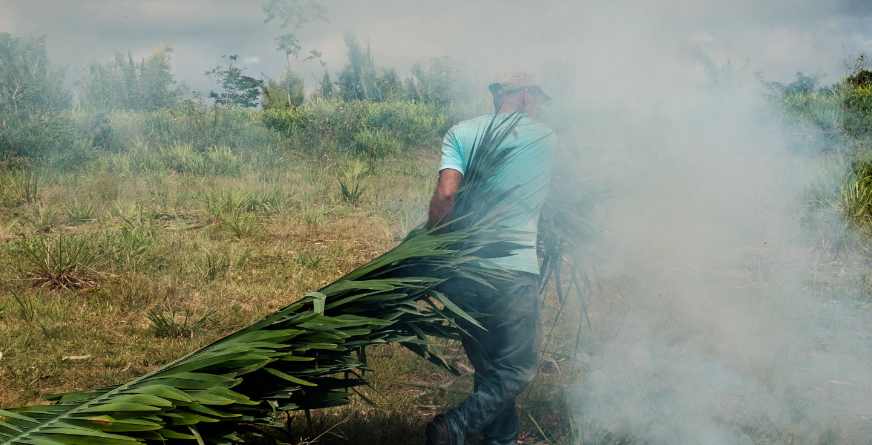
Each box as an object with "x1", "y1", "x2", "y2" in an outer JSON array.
[{"x1": 428, "y1": 168, "x2": 463, "y2": 232}]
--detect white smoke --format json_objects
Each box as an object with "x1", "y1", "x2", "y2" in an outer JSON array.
[{"x1": 564, "y1": 42, "x2": 872, "y2": 445}]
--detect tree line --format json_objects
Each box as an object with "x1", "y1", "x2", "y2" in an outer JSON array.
[{"x1": 0, "y1": 30, "x2": 476, "y2": 116}]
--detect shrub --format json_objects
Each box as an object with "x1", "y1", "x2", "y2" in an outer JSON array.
[
  {"x1": 352, "y1": 127, "x2": 397, "y2": 158},
  {"x1": 219, "y1": 209, "x2": 258, "y2": 238},
  {"x1": 104, "y1": 217, "x2": 155, "y2": 268},
  {"x1": 158, "y1": 142, "x2": 242, "y2": 176},
  {"x1": 66, "y1": 199, "x2": 96, "y2": 225},
  {"x1": 0, "y1": 112, "x2": 89, "y2": 162},
  {"x1": 262, "y1": 99, "x2": 450, "y2": 157},
  {"x1": 203, "y1": 145, "x2": 242, "y2": 176},
  {"x1": 27, "y1": 199, "x2": 61, "y2": 230},
  {"x1": 780, "y1": 89, "x2": 843, "y2": 132},
  {"x1": 108, "y1": 107, "x2": 278, "y2": 154},
  {"x1": 360, "y1": 100, "x2": 447, "y2": 147},
  {"x1": 842, "y1": 83, "x2": 872, "y2": 136},
  {"x1": 160, "y1": 142, "x2": 204, "y2": 174},
  {"x1": 124, "y1": 139, "x2": 167, "y2": 175},
  {"x1": 194, "y1": 247, "x2": 248, "y2": 281}
]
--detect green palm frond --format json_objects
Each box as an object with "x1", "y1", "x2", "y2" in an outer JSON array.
[{"x1": 1, "y1": 115, "x2": 537, "y2": 445}]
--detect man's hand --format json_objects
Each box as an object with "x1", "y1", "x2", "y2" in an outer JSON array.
[{"x1": 428, "y1": 169, "x2": 462, "y2": 233}]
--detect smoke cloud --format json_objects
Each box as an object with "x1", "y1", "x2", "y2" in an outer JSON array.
[
  {"x1": 547, "y1": 3, "x2": 872, "y2": 443},
  {"x1": 569, "y1": 85, "x2": 872, "y2": 443}
]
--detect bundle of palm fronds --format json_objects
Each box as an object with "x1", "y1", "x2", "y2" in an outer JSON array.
[
  {"x1": 537, "y1": 172, "x2": 610, "y2": 362},
  {"x1": 4, "y1": 114, "x2": 590, "y2": 445}
]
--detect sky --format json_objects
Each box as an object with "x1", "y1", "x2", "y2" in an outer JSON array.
[{"x1": 1, "y1": 0, "x2": 871, "y2": 96}]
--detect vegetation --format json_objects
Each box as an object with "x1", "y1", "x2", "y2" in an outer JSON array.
[
  {"x1": 207, "y1": 55, "x2": 262, "y2": 109},
  {"x1": 0, "y1": 31, "x2": 70, "y2": 113},
  {"x1": 77, "y1": 44, "x2": 178, "y2": 112},
  {"x1": 766, "y1": 54, "x2": 872, "y2": 238},
  {"x1": 0, "y1": 29, "x2": 584, "y2": 445}
]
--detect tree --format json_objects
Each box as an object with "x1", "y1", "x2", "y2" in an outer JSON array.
[
  {"x1": 0, "y1": 31, "x2": 70, "y2": 113},
  {"x1": 375, "y1": 67, "x2": 404, "y2": 101},
  {"x1": 140, "y1": 44, "x2": 176, "y2": 109},
  {"x1": 262, "y1": 0, "x2": 328, "y2": 64},
  {"x1": 336, "y1": 33, "x2": 377, "y2": 101},
  {"x1": 77, "y1": 43, "x2": 177, "y2": 111},
  {"x1": 260, "y1": 66, "x2": 305, "y2": 109},
  {"x1": 206, "y1": 55, "x2": 260, "y2": 109},
  {"x1": 760, "y1": 71, "x2": 825, "y2": 97},
  {"x1": 318, "y1": 70, "x2": 334, "y2": 99},
  {"x1": 408, "y1": 56, "x2": 474, "y2": 109},
  {"x1": 335, "y1": 35, "x2": 416, "y2": 103}
]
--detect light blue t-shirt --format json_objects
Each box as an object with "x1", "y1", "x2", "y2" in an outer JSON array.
[{"x1": 439, "y1": 114, "x2": 556, "y2": 275}]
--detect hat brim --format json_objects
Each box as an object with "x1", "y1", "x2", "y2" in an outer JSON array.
[
  {"x1": 490, "y1": 83, "x2": 554, "y2": 101},
  {"x1": 532, "y1": 85, "x2": 554, "y2": 101}
]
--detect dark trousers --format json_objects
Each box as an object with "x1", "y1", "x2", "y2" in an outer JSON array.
[{"x1": 442, "y1": 272, "x2": 541, "y2": 445}]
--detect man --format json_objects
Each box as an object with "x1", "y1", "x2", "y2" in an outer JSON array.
[{"x1": 425, "y1": 69, "x2": 556, "y2": 445}]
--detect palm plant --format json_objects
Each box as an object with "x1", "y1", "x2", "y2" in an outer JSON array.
[{"x1": 0, "y1": 114, "x2": 598, "y2": 445}]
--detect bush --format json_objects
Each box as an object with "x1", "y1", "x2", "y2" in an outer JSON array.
[
  {"x1": 842, "y1": 83, "x2": 872, "y2": 136},
  {"x1": 108, "y1": 106, "x2": 278, "y2": 153},
  {"x1": 159, "y1": 142, "x2": 242, "y2": 177},
  {"x1": 780, "y1": 89, "x2": 843, "y2": 132},
  {"x1": 361, "y1": 100, "x2": 447, "y2": 147},
  {"x1": 352, "y1": 127, "x2": 398, "y2": 157},
  {"x1": 0, "y1": 112, "x2": 88, "y2": 161},
  {"x1": 203, "y1": 145, "x2": 243, "y2": 176},
  {"x1": 262, "y1": 99, "x2": 450, "y2": 157},
  {"x1": 160, "y1": 142, "x2": 204, "y2": 174}
]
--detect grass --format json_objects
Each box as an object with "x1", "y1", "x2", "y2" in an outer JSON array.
[
  {"x1": 218, "y1": 208, "x2": 259, "y2": 238},
  {"x1": 146, "y1": 305, "x2": 218, "y2": 338},
  {"x1": 0, "y1": 108, "x2": 592, "y2": 445},
  {"x1": 65, "y1": 198, "x2": 96, "y2": 224},
  {"x1": 0, "y1": 117, "x2": 447, "y2": 410}
]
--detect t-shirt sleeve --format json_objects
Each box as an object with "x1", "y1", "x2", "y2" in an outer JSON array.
[{"x1": 439, "y1": 127, "x2": 466, "y2": 175}]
